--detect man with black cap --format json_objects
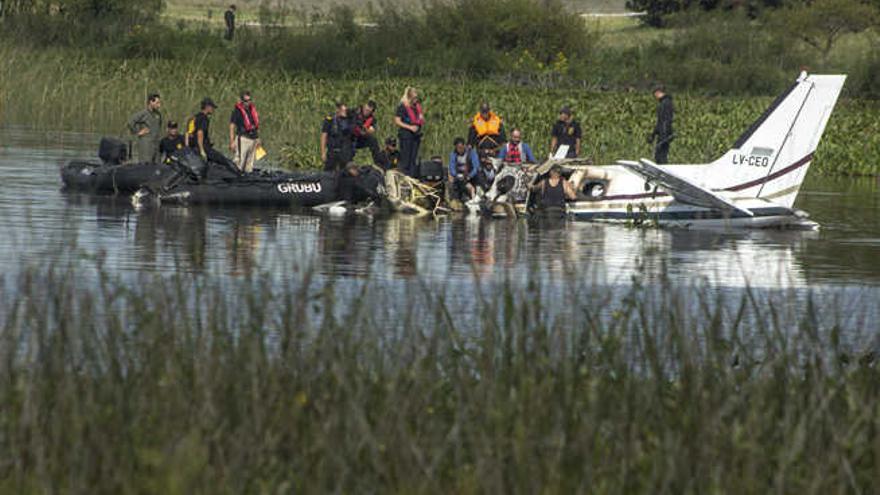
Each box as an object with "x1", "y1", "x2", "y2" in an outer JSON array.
[
  {"x1": 550, "y1": 106, "x2": 581, "y2": 159},
  {"x1": 159, "y1": 121, "x2": 185, "y2": 164},
  {"x1": 468, "y1": 102, "x2": 506, "y2": 152},
  {"x1": 229, "y1": 90, "x2": 260, "y2": 172},
  {"x1": 186, "y1": 97, "x2": 218, "y2": 161},
  {"x1": 648, "y1": 84, "x2": 674, "y2": 164},
  {"x1": 320, "y1": 101, "x2": 354, "y2": 172},
  {"x1": 127, "y1": 92, "x2": 163, "y2": 163},
  {"x1": 376, "y1": 137, "x2": 401, "y2": 170}
]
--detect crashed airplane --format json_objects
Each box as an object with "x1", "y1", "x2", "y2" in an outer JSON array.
[{"x1": 484, "y1": 72, "x2": 846, "y2": 229}]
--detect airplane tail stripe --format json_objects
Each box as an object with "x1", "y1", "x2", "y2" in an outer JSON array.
[
  {"x1": 603, "y1": 153, "x2": 813, "y2": 201},
  {"x1": 724, "y1": 153, "x2": 813, "y2": 192}
]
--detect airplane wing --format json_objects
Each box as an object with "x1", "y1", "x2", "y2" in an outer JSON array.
[{"x1": 617, "y1": 159, "x2": 754, "y2": 217}]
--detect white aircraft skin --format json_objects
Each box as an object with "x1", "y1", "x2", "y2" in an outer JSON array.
[{"x1": 492, "y1": 72, "x2": 846, "y2": 229}]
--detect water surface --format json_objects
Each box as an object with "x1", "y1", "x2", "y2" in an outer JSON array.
[{"x1": 2, "y1": 127, "x2": 879, "y2": 294}]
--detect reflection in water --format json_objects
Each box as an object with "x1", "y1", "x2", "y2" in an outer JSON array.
[{"x1": 1, "y1": 127, "x2": 880, "y2": 290}]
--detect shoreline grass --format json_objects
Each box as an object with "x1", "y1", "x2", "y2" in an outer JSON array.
[
  {"x1": 0, "y1": 46, "x2": 877, "y2": 176},
  {"x1": 0, "y1": 259, "x2": 878, "y2": 492}
]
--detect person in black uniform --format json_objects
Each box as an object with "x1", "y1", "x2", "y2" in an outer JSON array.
[
  {"x1": 377, "y1": 137, "x2": 401, "y2": 170},
  {"x1": 320, "y1": 101, "x2": 354, "y2": 172},
  {"x1": 550, "y1": 106, "x2": 582, "y2": 159},
  {"x1": 159, "y1": 121, "x2": 185, "y2": 163},
  {"x1": 224, "y1": 5, "x2": 236, "y2": 41},
  {"x1": 186, "y1": 97, "x2": 219, "y2": 161},
  {"x1": 352, "y1": 100, "x2": 382, "y2": 166},
  {"x1": 648, "y1": 84, "x2": 674, "y2": 164}
]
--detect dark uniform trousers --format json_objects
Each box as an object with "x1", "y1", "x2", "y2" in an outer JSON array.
[
  {"x1": 654, "y1": 141, "x2": 670, "y2": 165},
  {"x1": 354, "y1": 135, "x2": 382, "y2": 165}
]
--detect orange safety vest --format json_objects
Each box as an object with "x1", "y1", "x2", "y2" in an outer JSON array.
[{"x1": 472, "y1": 112, "x2": 502, "y2": 137}]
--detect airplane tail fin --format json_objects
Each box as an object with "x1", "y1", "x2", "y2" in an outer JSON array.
[{"x1": 704, "y1": 72, "x2": 845, "y2": 208}]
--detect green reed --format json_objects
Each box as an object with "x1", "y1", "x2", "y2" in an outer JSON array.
[
  {"x1": 0, "y1": 255, "x2": 878, "y2": 493},
  {"x1": 1, "y1": 46, "x2": 878, "y2": 175}
]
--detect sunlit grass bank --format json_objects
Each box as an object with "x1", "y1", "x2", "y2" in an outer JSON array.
[{"x1": 0, "y1": 259, "x2": 878, "y2": 493}]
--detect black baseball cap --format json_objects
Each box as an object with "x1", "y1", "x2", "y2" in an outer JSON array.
[
  {"x1": 385, "y1": 137, "x2": 397, "y2": 146},
  {"x1": 201, "y1": 97, "x2": 218, "y2": 109},
  {"x1": 559, "y1": 106, "x2": 572, "y2": 115},
  {"x1": 167, "y1": 121, "x2": 178, "y2": 129}
]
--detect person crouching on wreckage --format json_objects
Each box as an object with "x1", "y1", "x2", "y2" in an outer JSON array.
[{"x1": 448, "y1": 137, "x2": 481, "y2": 201}]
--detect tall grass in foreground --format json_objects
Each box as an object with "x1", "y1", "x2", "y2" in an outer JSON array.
[
  {"x1": 0, "y1": 260, "x2": 878, "y2": 493},
  {"x1": 1, "y1": 46, "x2": 878, "y2": 175}
]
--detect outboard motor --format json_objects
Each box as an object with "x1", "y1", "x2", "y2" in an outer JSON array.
[
  {"x1": 98, "y1": 137, "x2": 127, "y2": 165},
  {"x1": 417, "y1": 156, "x2": 445, "y2": 183}
]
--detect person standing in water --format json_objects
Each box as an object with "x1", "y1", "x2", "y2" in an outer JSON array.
[{"x1": 393, "y1": 87, "x2": 424, "y2": 177}]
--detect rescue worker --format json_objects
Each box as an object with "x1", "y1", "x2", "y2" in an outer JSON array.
[
  {"x1": 468, "y1": 102, "x2": 506, "y2": 152},
  {"x1": 159, "y1": 121, "x2": 185, "y2": 164},
  {"x1": 448, "y1": 137, "x2": 480, "y2": 201},
  {"x1": 186, "y1": 97, "x2": 218, "y2": 161},
  {"x1": 352, "y1": 100, "x2": 382, "y2": 166},
  {"x1": 393, "y1": 87, "x2": 424, "y2": 177},
  {"x1": 337, "y1": 162, "x2": 378, "y2": 204},
  {"x1": 229, "y1": 90, "x2": 261, "y2": 173},
  {"x1": 550, "y1": 106, "x2": 581, "y2": 158},
  {"x1": 530, "y1": 164, "x2": 577, "y2": 211},
  {"x1": 496, "y1": 128, "x2": 537, "y2": 165},
  {"x1": 377, "y1": 137, "x2": 401, "y2": 170},
  {"x1": 224, "y1": 4, "x2": 236, "y2": 40},
  {"x1": 127, "y1": 92, "x2": 163, "y2": 163},
  {"x1": 321, "y1": 101, "x2": 354, "y2": 172},
  {"x1": 648, "y1": 84, "x2": 674, "y2": 164}
]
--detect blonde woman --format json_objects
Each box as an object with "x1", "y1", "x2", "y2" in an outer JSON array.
[{"x1": 393, "y1": 87, "x2": 424, "y2": 177}]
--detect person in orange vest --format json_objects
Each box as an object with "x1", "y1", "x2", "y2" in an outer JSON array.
[{"x1": 467, "y1": 102, "x2": 506, "y2": 153}]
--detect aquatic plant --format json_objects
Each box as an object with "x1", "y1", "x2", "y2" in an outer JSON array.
[{"x1": 0, "y1": 255, "x2": 878, "y2": 492}]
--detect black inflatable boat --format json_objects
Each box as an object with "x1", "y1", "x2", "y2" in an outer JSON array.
[
  {"x1": 141, "y1": 156, "x2": 385, "y2": 208},
  {"x1": 156, "y1": 171, "x2": 341, "y2": 207},
  {"x1": 61, "y1": 160, "x2": 178, "y2": 195},
  {"x1": 61, "y1": 137, "x2": 177, "y2": 195}
]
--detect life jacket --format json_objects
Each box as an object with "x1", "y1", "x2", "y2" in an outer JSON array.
[
  {"x1": 472, "y1": 112, "x2": 501, "y2": 137},
  {"x1": 235, "y1": 102, "x2": 259, "y2": 133},
  {"x1": 505, "y1": 142, "x2": 523, "y2": 164},
  {"x1": 402, "y1": 102, "x2": 424, "y2": 126},
  {"x1": 454, "y1": 152, "x2": 472, "y2": 175},
  {"x1": 353, "y1": 110, "x2": 375, "y2": 138}
]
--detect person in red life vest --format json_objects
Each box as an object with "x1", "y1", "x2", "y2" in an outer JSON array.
[
  {"x1": 496, "y1": 128, "x2": 537, "y2": 166},
  {"x1": 393, "y1": 87, "x2": 424, "y2": 177},
  {"x1": 352, "y1": 100, "x2": 383, "y2": 166},
  {"x1": 468, "y1": 102, "x2": 506, "y2": 153},
  {"x1": 228, "y1": 90, "x2": 261, "y2": 172}
]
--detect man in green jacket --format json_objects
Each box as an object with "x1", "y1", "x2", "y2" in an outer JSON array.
[{"x1": 127, "y1": 93, "x2": 163, "y2": 163}]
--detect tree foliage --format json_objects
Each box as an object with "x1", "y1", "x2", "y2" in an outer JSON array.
[{"x1": 772, "y1": 0, "x2": 879, "y2": 59}]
